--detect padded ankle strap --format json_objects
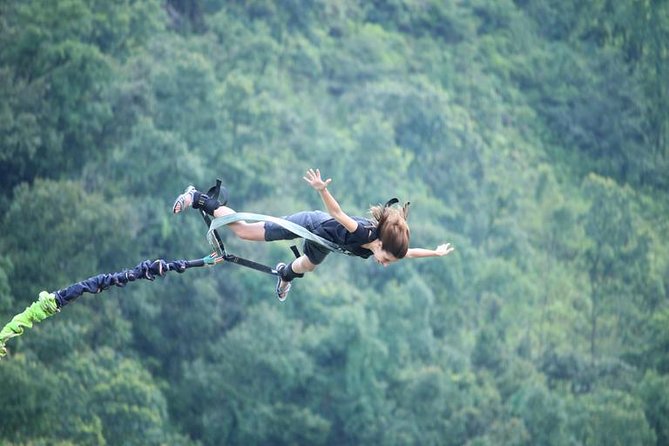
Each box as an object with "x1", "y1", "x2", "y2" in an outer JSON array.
[
  {"x1": 280, "y1": 261, "x2": 304, "y2": 282},
  {"x1": 192, "y1": 192, "x2": 221, "y2": 216}
]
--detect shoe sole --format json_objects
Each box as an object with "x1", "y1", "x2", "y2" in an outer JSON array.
[{"x1": 172, "y1": 186, "x2": 195, "y2": 214}]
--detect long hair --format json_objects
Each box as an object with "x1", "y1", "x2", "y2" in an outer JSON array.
[{"x1": 369, "y1": 201, "x2": 410, "y2": 258}]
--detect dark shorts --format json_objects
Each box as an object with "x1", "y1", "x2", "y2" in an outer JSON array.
[{"x1": 264, "y1": 211, "x2": 332, "y2": 264}]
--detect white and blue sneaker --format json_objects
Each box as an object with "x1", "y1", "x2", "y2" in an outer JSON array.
[
  {"x1": 172, "y1": 185, "x2": 196, "y2": 214},
  {"x1": 275, "y1": 263, "x2": 292, "y2": 302}
]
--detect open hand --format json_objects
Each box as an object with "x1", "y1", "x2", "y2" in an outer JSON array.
[
  {"x1": 303, "y1": 168, "x2": 332, "y2": 191},
  {"x1": 435, "y1": 243, "x2": 455, "y2": 257}
]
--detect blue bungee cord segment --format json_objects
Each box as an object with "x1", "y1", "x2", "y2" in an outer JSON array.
[{"x1": 0, "y1": 253, "x2": 222, "y2": 358}]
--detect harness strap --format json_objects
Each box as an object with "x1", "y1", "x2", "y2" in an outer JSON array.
[
  {"x1": 199, "y1": 179, "x2": 227, "y2": 252},
  {"x1": 207, "y1": 212, "x2": 355, "y2": 256},
  {"x1": 385, "y1": 197, "x2": 399, "y2": 207},
  {"x1": 223, "y1": 254, "x2": 278, "y2": 275}
]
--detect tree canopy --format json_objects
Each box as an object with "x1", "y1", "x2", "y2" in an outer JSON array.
[{"x1": 0, "y1": 0, "x2": 667, "y2": 444}]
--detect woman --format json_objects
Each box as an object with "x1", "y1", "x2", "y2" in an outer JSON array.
[{"x1": 173, "y1": 168, "x2": 454, "y2": 301}]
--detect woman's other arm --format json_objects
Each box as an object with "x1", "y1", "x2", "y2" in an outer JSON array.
[
  {"x1": 303, "y1": 168, "x2": 358, "y2": 233},
  {"x1": 405, "y1": 243, "x2": 455, "y2": 259}
]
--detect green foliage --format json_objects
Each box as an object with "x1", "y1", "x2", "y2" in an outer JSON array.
[
  {"x1": 0, "y1": 66, "x2": 50, "y2": 189},
  {"x1": 571, "y1": 389, "x2": 656, "y2": 446},
  {"x1": 509, "y1": 383, "x2": 569, "y2": 446},
  {"x1": 632, "y1": 306, "x2": 669, "y2": 374},
  {"x1": 51, "y1": 349, "x2": 178, "y2": 445},
  {"x1": 175, "y1": 303, "x2": 328, "y2": 444},
  {"x1": 637, "y1": 371, "x2": 669, "y2": 446},
  {"x1": 0, "y1": 0, "x2": 165, "y2": 190},
  {"x1": 0, "y1": 355, "x2": 60, "y2": 441},
  {"x1": 1, "y1": 0, "x2": 668, "y2": 445},
  {"x1": 580, "y1": 174, "x2": 656, "y2": 359},
  {"x1": 3, "y1": 179, "x2": 140, "y2": 298},
  {"x1": 0, "y1": 255, "x2": 14, "y2": 312}
]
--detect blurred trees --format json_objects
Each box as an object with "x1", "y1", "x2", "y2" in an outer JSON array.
[
  {"x1": 0, "y1": 0, "x2": 163, "y2": 191},
  {"x1": 0, "y1": 0, "x2": 667, "y2": 445}
]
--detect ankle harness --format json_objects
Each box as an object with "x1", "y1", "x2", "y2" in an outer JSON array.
[
  {"x1": 280, "y1": 261, "x2": 304, "y2": 282},
  {"x1": 192, "y1": 191, "x2": 221, "y2": 216}
]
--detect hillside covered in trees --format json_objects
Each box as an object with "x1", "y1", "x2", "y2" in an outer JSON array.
[{"x1": 1, "y1": 0, "x2": 668, "y2": 445}]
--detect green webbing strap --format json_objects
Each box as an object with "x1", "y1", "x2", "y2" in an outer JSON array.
[
  {"x1": 0, "y1": 291, "x2": 58, "y2": 358},
  {"x1": 207, "y1": 212, "x2": 354, "y2": 256}
]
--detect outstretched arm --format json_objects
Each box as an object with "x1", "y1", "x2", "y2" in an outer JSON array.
[
  {"x1": 303, "y1": 168, "x2": 358, "y2": 233},
  {"x1": 405, "y1": 243, "x2": 455, "y2": 259}
]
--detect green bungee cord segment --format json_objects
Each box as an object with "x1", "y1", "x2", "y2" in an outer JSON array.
[{"x1": 0, "y1": 291, "x2": 58, "y2": 358}]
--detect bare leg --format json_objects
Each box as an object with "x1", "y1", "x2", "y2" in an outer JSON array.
[
  {"x1": 289, "y1": 255, "x2": 317, "y2": 274},
  {"x1": 212, "y1": 205, "x2": 266, "y2": 241},
  {"x1": 174, "y1": 188, "x2": 266, "y2": 241}
]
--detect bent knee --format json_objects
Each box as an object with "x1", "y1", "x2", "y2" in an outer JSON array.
[{"x1": 299, "y1": 257, "x2": 318, "y2": 272}]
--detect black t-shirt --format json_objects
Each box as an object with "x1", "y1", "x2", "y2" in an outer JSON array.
[{"x1": 315, "y1": 217, "x2": 377, "y2": 258}]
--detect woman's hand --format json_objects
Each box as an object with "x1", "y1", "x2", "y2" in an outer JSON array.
[
  {"x1": 303, "y1": 168, "x2": 332, "y2": 191},
  {"x1": 435, "y1": 243, "x2": 455, "y2": 257},
  {"x1": 304, "y1": 168, "x2": 357, "y2": 232}
]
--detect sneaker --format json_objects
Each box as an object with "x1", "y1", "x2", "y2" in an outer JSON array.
[
  {"x1": 275, "y1": 263, "x2": 292, "y2": 302},
  {"x1": 172, "y1": 185, "x2": 196, "y2": 214}
]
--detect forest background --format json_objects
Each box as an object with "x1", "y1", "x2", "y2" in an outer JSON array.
[{"x1": 1, "y1": 0, "x2": 668, "y2": 445}]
